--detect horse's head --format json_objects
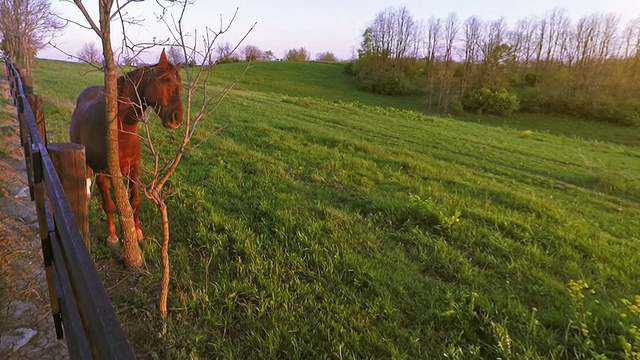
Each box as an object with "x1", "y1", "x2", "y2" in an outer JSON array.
[{"x1": 144, "y1": 49, "x2": 183, "y2": 129}]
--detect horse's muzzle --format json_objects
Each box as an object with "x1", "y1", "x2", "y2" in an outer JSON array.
[{"x1": 161, "y1": 110, "x2": 183, "y2": 129}]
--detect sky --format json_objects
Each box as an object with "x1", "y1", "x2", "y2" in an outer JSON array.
[{"x1": 40, "y1": 0, "x2": 640, "y2": 63}]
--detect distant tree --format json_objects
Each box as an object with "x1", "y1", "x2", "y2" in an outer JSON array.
[
  {"x1": 243, "y1": 44, "x2": 263, "y2": 61},
  {"x1": 119, "y1": 55, "x2": 139, "y2": 67},
  {"x1": 77, "y1": 42, "x2": 103, "y2": 64},
  {"x1": 358, "y1": 6, "x2": 422, "y2": 61},
  {"x1": 315, "y1": 51, "x2": 338, "y2": 62},
  {"x1": 215, "y1": 41, "x2": 239, "y2": 63},
  {"x1": 425, "y1": 16, "x2": 442, "y2": 66},
  {"x1": 216, "y1": 41, "x2": 232, "y2": 59},
  {"x1": 166, "y1": 45, "x2": 184, "y2": 65},
  {"x1": 286, "y1": 47, "x2": 309, "y2": 61},
  {"x1": 0, "y1": 0, "x2": 65, "y2": 75},
  {"x1": 263, "y1": 50, "x2": 274, "y2": 60}
]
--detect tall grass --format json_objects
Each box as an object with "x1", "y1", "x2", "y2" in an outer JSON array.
[{"x1": 31, "y1": 59, "x2": 640, "y2": 359}]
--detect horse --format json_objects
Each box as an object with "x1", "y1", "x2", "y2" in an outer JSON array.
[{"x1": 69, "y1": 49, "x2": 183, "y2": 245}]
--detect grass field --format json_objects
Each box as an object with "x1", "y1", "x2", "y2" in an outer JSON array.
[{"x1": 31, "y1": 59, "x2": 640, "y2": 359}]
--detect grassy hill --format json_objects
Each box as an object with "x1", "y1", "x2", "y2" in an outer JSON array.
[{"x1": 32, "y1": 59, "x2": 640, "y2": 359}]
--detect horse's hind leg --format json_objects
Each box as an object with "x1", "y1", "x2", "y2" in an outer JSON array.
[
  {"x1": 85, "y1": 166, "x2": 92, "y2": 198},
  {"x1": 96, "y1": 172, "x2": 119, "y2": 246}
]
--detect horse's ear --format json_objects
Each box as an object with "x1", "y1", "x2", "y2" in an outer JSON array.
[{"x1": 159, "y1": 49, "x2": 169, "y2": 67}]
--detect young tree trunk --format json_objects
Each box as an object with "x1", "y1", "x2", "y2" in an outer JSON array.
[
  {"x1": 99, "y1": 0, "x2": 143, "y2": 269},
  {"x1": 157, "y1": 197, "x2": 170, "y2": 319}
]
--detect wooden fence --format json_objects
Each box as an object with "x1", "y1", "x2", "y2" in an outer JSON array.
[{"x1": 4, "y1": 59, "x2": 135, "y2": 359}]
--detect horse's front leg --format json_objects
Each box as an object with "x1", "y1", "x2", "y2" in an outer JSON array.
[
  {"x1": 96, "y1": 172, "x2": 119, "y2": 246},
  {"x1": 128, "y1": 163, "x2": 143, "y2": 241},
  {"x1": 85, "y1": 166, "x2": 92, "y2": 198}
]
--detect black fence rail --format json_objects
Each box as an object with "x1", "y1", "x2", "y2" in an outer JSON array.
[{"x1": 5, "y1": 59, "x2": 135, "y2": 359}]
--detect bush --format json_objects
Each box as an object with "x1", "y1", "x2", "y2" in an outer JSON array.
[
  {"x1": 446, "y1": 99, "x2": 464, "y2": 116},
  {"x1": 286, "y1": 47, "x2": 309, "y2": 61},
  {"x1": 517, "y1": 87, "x2": 546, "y2": 113},
  {"x1": 348, "y1": 56, "x2": 420, "y2": 95},
  {"x1": 543, "y1": 96, "x2": 640, "y2": 126},
  {"x1": 315, "y1": 52, "x2": 338, "y2": 62},
  {"x1": 462, "y1": 88, "x2": 520, "y2": 116},
  {"x1": 343, "y1": 61, "x2": 356, "y2": 75},
  {"x1": 584, "y1": 98, "x2": 640, "y2": 126},
  {"x1": 243, "y1": 45, "x2": 264, "y2": 61},
  {"x1": 357, "y1": 72, "x2": 416, "y2": 95},
  {"x1": 216, "y1": 56, "x2": 241, "y2": 64}
]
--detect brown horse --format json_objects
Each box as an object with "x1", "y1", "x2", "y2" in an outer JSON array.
[{"x1": 69, "y1": 49, "x2": 183, "y2": 244}]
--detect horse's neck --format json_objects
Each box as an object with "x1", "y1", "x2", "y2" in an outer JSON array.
[{"x1": 118, "y1": 67, "x2": 149, "y2": 125}]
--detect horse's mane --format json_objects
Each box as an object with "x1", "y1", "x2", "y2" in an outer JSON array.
[
  {"x1": 116, "y1": 62, "x2": 176, "y2": 96},
  {"x1": 117, "y1": 65, "x2": 151, "y2": 95}
]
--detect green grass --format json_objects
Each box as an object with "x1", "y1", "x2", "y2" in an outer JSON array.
[{"x1": 30, "y1": 59, "x2": 640, "y2": 359}]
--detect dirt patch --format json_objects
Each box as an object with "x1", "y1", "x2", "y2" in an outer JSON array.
[{"x1": 0, "y1": 68, "x2": 69, "y2": 359}]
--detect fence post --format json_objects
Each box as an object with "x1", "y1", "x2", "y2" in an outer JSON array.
[
  {"x1": 20, "y1": 74, "x2": 33, "y2": 95},
  {"x1": 8, "y1": 70, "x2": 17, "y2": 105},
  {"x1": 26, "y1": 94, "x2": 46, "y2": 144},
  {"x1": 16, "y1": 94, "x2": 36, "y2": 201},
  {"x1": 47, "y1": 143, "x2": 90, "y2": 251},
  {"x1": 17, "y1": 95, "x2": 26, "y2": 145}
]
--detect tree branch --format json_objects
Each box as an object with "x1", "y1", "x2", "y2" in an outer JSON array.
[{"x1": 72, "y1": 0, "x2": 102, "y2": 37}]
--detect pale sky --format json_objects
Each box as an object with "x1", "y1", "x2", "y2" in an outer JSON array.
[{"x1": 40, "y1": 0, "x2": 640, "y2": 63}]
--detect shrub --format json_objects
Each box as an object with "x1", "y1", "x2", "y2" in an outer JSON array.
[
  {"x1": 343, "y1": 61, "x2": 356, "y2": 75},
  {"x1": 446, "y1": 99, "x2": 464, "y2": 116},
  {"x1": 349, "y1": 55, "x2": 420, "y2": 95},
  {"x1": 462, "y1": 88, "x2": 520, "y2": 116},
  {"x1": 523, "y1": 73, "x2": 539, "y2": 87},
  {"x1": 357, "y1": 72, "x2": 416, "y2": 95},
  {"x1": 243, "y1": 45, "x2": 264, "y2": 61},
  {"x1": 216, "y1": 56, "x2": 241, "y2": 64},
  {"x1": 544, "y1": 96, "x2": 640, "y2": 126},
  {"x1": 315, "y1": 52, "x2": 338, "y2": 62},
  {"x1": 286, "y1": 47, "x2": 309, "y2": 61},
  {"x1": 586, "y1": 98, "x2": 640, "y2": 126},
  {"x1": 517, "y1": 87, "x2": 546, "y2": 113}
]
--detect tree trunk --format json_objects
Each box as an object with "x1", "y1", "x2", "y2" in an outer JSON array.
[{"x1": 99, "y1": 0, "x2": 142, "y2": 269}]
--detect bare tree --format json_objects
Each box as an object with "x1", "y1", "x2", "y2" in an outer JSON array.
[
  {"x1": 425, "y1": 16, "x2": 442, "y2": 66},
  {"x1": 145, "y1": 1, "x2": 255, "y2": 320},
  {"x1": 215, "y1": 41, "x2": 235, "y2": 62},
  {"x1": 0, "y1": 0, "x2": 64, "y2": 75},
  {"x1": 511, "y1": 17, "x2": 537, "y2": 68},
  {"x1": 542, "y1": 8, "x2": 570, "y2": 66},
  {"x1": 621, "y1": 17, "x2": 640, "y2": 83},
  {"x1": 360, "y1": 6, "x2": 422, "y2": 66},
  {"x1": 242, "y1": 44, "x2": 263, "y2": 61},
  {"x1": 424, "y1": 16, "x2": 442, "y2": 110},
  {"x1": 438, "y1": 13, "x2": 459, "y2": 112},
  {"x1": 77, "y1": 42, "x2": 103, "y2": 64}
]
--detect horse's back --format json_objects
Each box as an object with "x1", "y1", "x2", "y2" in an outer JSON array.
[
  {"x1": 75, "y1": 85, "x2": 104, "y2": 106},
  {"x1": 70, "y1": 86, "x2": 108, "y2": 172},
  {"x1": 70, "y1": 85, "x2": 105, "y2": 132}
]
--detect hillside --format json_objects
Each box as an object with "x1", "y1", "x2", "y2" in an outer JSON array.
[{"x1": 32, "y1": 59, "x2": 640, "y2": 359}]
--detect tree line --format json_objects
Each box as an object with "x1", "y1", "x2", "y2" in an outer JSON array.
[
  {"x1": 349, "y1": 6, "x2": 640, "y2": 125},
  {"x1": 0, "y1": 0, "x2": 63, "y2": 75}
]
